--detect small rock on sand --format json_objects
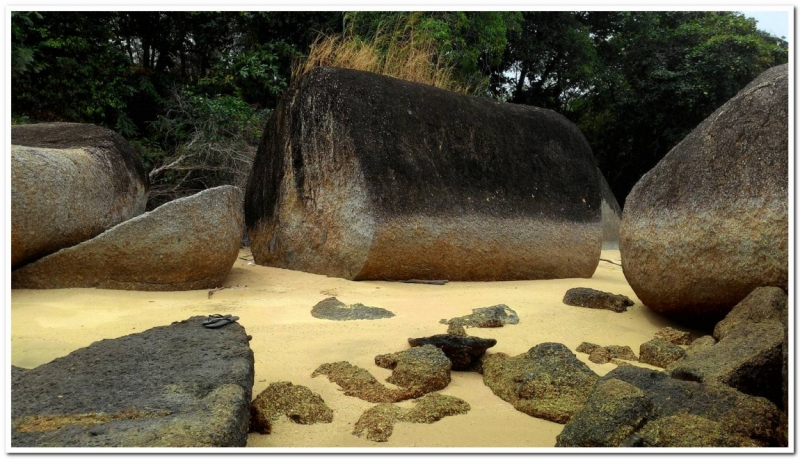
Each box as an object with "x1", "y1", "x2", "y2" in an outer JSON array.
[
  {"x1": 311, "y1": 297, "x2": 395, "y2": 321},
  {"x1": 562, "y1": 288, "x2": 634, "y2": 313},
  {"x1": 352, "y1": 393, "x2": 470, "y2": 442},
  {"x1": 639, "y1": 338, "x2": 686, "y2": 368},
  {"x1": 439, "y1": 304, "x2": 519, "y2": 328},
  {"x1": 249, "y1": 381, "x2": 333, "y2": 434}
]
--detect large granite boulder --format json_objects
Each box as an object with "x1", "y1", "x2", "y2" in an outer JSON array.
[
  {"x1": 556, "y1": 366, "x2": 786, "y2": 447},
  {"x1": 599, "y1": 170, "x2": 622, "y2": 249},
  {"x1": 11, "y1": 123, "x2": 148, "y2": 269},
  {"x1": 12, "y1": 186, "x2": 243, "y2": 291},
  {"x1": 11, "y1": 316, "x2": 255, "y2": 447},
  {"x1": 245, "y1": 66, "x2": 602, "y2": 281},
  {"x1": 620, "y1": 64, "x2": 788, "y2": 324}
]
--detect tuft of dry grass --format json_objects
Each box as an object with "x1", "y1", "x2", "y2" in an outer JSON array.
[{"x1": 293, "y1": 13, "x2": 469, "y2": 94}]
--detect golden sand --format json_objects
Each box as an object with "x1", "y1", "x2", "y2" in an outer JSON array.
[{"x1": 10, "y1": 249, "x2": 702, "y2": 448}]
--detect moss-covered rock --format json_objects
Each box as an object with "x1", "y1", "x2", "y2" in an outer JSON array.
[
  {"x1": 639, "y1": 338, "x2": 685, "y2": 368},
  {"x1": 249, "y1": 381, "x2": 333, "y2": 434},
  {"x1": 483, "y1": 343, "x2": 599, "y2": 423},
  {"x1": 440, "y1": 304, "x2": 520, "y2": 328},
  {"x1": 562, "y1": 288, "x2": 634, "y2": 313},
  {"x1": 352, "y1": 393, "x2": 470, "y2": 442},
  {"x1": 310, "y1": 297, "x2": 395, "y2": 321}
]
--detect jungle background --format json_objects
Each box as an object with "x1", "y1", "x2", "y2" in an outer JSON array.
[{"x1": 10, "y1": 11, "x2": 789, "y2": 209}]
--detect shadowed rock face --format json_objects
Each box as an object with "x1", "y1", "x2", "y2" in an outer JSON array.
[
  {"x1": 598, "y1": 169, "x2": 622, "y2": 249},
  {"x1": 11, "y1": 317, "x2": 254, "y2": 447},
  {"x1": 620, "y1": 64, "x2": 788, "y2": 325},
  {"x1": 556, "y1": 366, "x2": 787, "y2": 447},
  {"x1": 11, "y1": 123, "x2": 148, "y2": 269},
  {"x1": 245, "y1": 66, "x2": 602, "y2": 281},
  {"x1": 12, "y1": 186, "x2": 243, "y2": 291}
]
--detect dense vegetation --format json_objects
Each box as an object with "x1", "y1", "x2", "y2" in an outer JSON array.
[{"x1": 11, "y1": 11, "x2": 787, "y2": 208}]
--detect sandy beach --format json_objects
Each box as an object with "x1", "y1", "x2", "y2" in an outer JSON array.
[{"x1": 10, "y1": 248, "x2": 706, "y2": 448}]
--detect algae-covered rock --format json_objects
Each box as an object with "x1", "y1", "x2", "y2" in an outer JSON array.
[
  {"x1": 482, "y1": 343, "x2": 599, "y2": 423},
  {"x1": 352, "y1": 393, "x2": 470, "y2": 442},
  {"x1": 440, "y1": 304, "x2": 520, "y2": 328},
  {"x1": 374, "y1": 345, "x2": 452, "y2": 394},
  {"x1": 577, "y1": 343, "x2": 637, "y2": 362},
  {"x1": 249, "y1": 381, "x2": 333, "y2": 434},
  {"x1": 313, "y1": 347, "x2": 451, "y2": 404},
  {"x1": 311, "y1": 297, "x2": 395, "y2": 321},
  {"x1": 407, "y1": 334, "x2": 496, "y2": 370},
  {"x1": 588, "y1": 347, "x2": 611, "y2": 364},
  {"x1": 562, "y1": 288, "x2": 634, "y2": 313},
  {"x1": 638, "y1": 413, "x2": 760, "y2": 447},
  {"x1": 639, "y1": 338, "x2": 685, "y2": 368},
  {"x1": 556, "y1": 378, "x2": 651, "y2": 447},
  {"x1": 602, "y1": 366, "x2": 786, "y2": 446}
]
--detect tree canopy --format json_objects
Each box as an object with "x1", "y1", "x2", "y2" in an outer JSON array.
[{"x1": 11, "y1": 11, "x2": 788, "y2": 208}]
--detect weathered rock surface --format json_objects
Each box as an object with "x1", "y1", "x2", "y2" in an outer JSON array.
[
  {"x1": 440, "y1": 304, "x2": 519, "y2": 328},
  {"x1": 654, "y1": 326, "x2": 693, "y2": 345},
  {"x1": 311, "y1": 297, "x2": 395, "y2": 321},
  {"x1": 11, "y1": 316, "x2": 254, "y2": 447},
  {"x1": 482, "y1": 343, "x2": 599, "y2": 423},
  {"x1": 374, "y1": 345, "x2": 452, "y2": 392},
  {"x1": 577, "y1": 343, "x2": 637, "y2": 365},
  {"x1": 713, "y1": 286, "x2": 788, "y2": 340},
  {"x1": 599, "y1": 169, "x2": 622, "y2": 249},
  {"x1": 639, "y1": 338, "x2": 685, "y2": 368},
  {"x1": 245, "y1": 66, "x2": 603, "y2": 281},
  {"x1": 637, "y1": 413, "x2": 760, "y2": 447},
  {"x1": 556, "y1": 379, "x2": 651, "y2": 447},
  {"x1": 557, "y1": 366, "x2": 786, "y2": 447},
  {"x1": 313, "y1": 346, "x2": 451, "y2": 403},
  {"x1": 352, "y1": 393, "x2": 470, "y2": 442},
  {"x1": 562, "y1": 287, "x2": 634, "y2": 313},
  {"x1": 249, "y1": 381, "x2": 333, "y2": 434},
  {"x1": 11, "y1": 123, "x2": 148, "y2": 268},
  {"x1": 620, "y1": 64, "x2": 789, "y2": 325},
  {"x1": 668, "y1": 321, "x2": 784, "y2": 407},
  {"x1": 407, "y1": 334, "x2": 497, "y2": 370},
  {"x1": 12, "y1": 186, "x2": 243, "y2": 291}
]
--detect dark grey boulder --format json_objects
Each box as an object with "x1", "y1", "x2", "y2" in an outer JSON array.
[
  {"x1": 440, "y1": 304, "x2": 519, "y2": 328},
  {"x1": 639, "y1": 338, "x2": 685, "y2": 368},
  {"x1": 310, "y1": 297, "x2": 395, "y2": 321},
  {"x1": 563, "y1": 287, "x2": 634, "y2": 313},
  {"x1": 12, "y1": 186, "x2": 243, "y2": 291},
  {"x1": 620, "y1": 64, "x2": 789, "y2": 325},
  {"x1": 11, "y1": 316, "x2": 255, "y2": 447},
  {"x1": 11, "y1": 123, "x2": 148, "y2": 269},
  {"x1": 245, "y1": 66, "x2": 602, "y2": 281},
  {"x1": 482, "y1": 343, "x2": 599, "y2": 424},
  {"x1": 612, "y1": 366, "x2": 784, "y2": 446},
  {"x1": 407, "y1": 334, "x2": 497, "y2": 370},
  {"x1": 668, "y1": 321, "x2": 784, "y2": 408},
  {"x1": 556, "y1": 378, "x2": 651, "y2": 447}
]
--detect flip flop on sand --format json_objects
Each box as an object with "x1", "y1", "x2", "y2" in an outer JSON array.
[{"x1": 202, "y1": 314, "x2": 239, "y2": 329}]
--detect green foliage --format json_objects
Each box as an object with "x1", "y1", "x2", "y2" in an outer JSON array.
[{"x1": 346, "y1": 12, "x2": 521, "y2": 94}]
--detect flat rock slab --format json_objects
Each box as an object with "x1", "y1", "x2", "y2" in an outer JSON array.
[
  {"x1": 249, "y1": 381, "x2": 333, "y2": 434},
  {"x1": 620, "y1": 64, "x2": 789, "y2": 325},
  {"x1": 440, "y1": 304, "x2": 519, "y2": 328},
  {"x1": 408, "y1": 334, "x2": 497, "y2": 370},
  {"x1": 11, "y1": 316, "x2": 255, "y2": 447},
  {"x1": 245, "y1": 66, "x2": 603, "y2": 281},
  {"x1": 12, "y1": 186, "x2": 243, "y2": 291},
  {"x1": 311, "y1": 297, "x2": 395, "y2": 321},
  {"x1": 563, "y1": 287, "x2": 634, "y2": 313},
  {"x1": 352, "y1": 393, "x2": 470, "y2": 442},
  {"x1": 482, "y1": 343, "x2": 599, "y2": 424},
  {"x1": 557, "y1": 365, "x2": 786, "y2": 447},
  {"x1": 11, "y1": 123, "x2": 148, "y2": 268}
]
